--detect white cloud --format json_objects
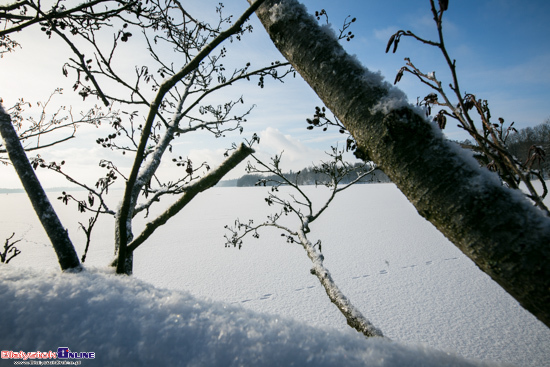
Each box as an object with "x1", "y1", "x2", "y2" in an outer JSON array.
[
  {"x1": 259, "y1": 127, "x2": 311, "y2": 157},
  {"x1": 499, "y1": 53, "x2": 550, "y2": 85},
  {"x1": 254, "y1": 127, "x2": 358, "y2": 172},
  {"x1": 374, "y1": 26, "x2": 399, "y2": 42},
  {"x1": 187, "y1": 147, "x2": 228, "y2": 169}
]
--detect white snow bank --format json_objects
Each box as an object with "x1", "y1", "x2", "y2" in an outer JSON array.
[{"x1": 0, "y1": 265, "x2": 505, "y2": 367}]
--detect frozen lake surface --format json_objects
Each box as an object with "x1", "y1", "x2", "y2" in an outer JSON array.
[{"x1": 1, "y1": 183, "x2": 549, "y2": 366}]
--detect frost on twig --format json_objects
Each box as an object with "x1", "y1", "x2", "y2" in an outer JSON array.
[
  {"x1": 225, "y1": 143, "x2": 383, "y2": 338},
  {"x1": 2, "y1": 0, "x2": 291, "y2": 274},
  {"x1": 125, "y1": 143, "x2": 254, "y2": 254},
  {"x1": 0, "y1": 89, "x2": 117, "y2": 165},
  {"x1": 297, "y1": 228, "x2": 383, "y2": 338},
  {"x1": 386, "y1": 0, "x2": 548, "y2": 214}
]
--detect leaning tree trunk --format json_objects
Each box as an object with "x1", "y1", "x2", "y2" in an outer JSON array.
[
  {"x1": 0, "y1": 104, "x2": 81, "y2": 271},
  {"x1": 249, "y1": 0, "x2": 550, "y2": 328}
]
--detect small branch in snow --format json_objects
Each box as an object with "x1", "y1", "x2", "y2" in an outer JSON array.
[
  {"x1": 225, "y1": 144, "x2": 383, "y2": 338},
  {"x1": 1, "y1": 233, "x2": 22, "y2": 264}
]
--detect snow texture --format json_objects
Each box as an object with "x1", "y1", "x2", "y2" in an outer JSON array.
[
  {"x1": 0, "y1": 265, "x2": 505, "y2": 367},
  {"x1": 446, "y1": 139, "x2": 550, "y2": 224},
  {"x1": 352, "y1": 62, "x2": 428, "y2": 120},
  {"x1": 369, "y1": 83, "x2": 427, "y2": 119},
  {"x1": 265, "y1": 1, "x2": 304, "y2": 24},
  {"x1": 2, "y1": 185, "x2": 549, "y2": 366}
]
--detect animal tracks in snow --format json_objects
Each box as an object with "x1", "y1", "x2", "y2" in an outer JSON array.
[{"x1": 234, "y1": 257, "x2": 461, "y2": 304}]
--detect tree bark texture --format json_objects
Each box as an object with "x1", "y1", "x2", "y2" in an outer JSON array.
[
  {"x1": 0, "y1": 106, "x2": 81, "y2": 271},
  {"x1": 249, "y1": 0, "x2": 550, "y2": 328}
]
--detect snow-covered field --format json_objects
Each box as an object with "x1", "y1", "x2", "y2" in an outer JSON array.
[{"x1": 1, "y1": 183, "x2": 549, "y2": 366}]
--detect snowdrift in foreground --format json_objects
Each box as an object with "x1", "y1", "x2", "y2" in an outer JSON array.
[{"x1": 0, "y1": 265, "x2": 506, "y2": 367}]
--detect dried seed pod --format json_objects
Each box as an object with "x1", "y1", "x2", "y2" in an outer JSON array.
[
  {"x1": 394, "y1": 68, "x2": 405, "y2": 85},
  {"x1": 435, "y1": 111, "x2": 447, "y2": 129},
  {"x1": 392, "y1": 35, "x2": 400, "y2": 53},
  {"x1": 385, "y1": 34, "x2": 396, "y2": 53}
]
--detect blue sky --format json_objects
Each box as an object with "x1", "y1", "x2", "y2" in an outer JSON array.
[
  {"x1": 1, "y1": 0, "x2": 549, "y2": 188},
  {"x1": 320, "y1": 0, "x2": 550, "y2": 132}
]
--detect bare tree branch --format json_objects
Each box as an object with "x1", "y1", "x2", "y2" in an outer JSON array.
[
  {"x1": 125, "y1": 143, "x2": 254, "y2": 254},
  {"x1": 116, "y1": 0, "x2": 268, "y2": 274},
  {"x1": 250, "y1": 0, "x2": 550, "y2": 328},
  {"x1": 226, "y1": 145, "x2": 382, "y2": 338}
]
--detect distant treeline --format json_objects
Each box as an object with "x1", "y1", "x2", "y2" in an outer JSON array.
[
  {"x1": 507, "y1": 120, "x2": 549, "y2": 175},
  {"x1": 233, "y1": 164, "x2": 390, "y2": 187},
  {"x1": 461, "y1": 119, "x2": 549, "y2": 176},
  {"x1": 227, "y1": 118, "x2": 550, "y2": 188},
  {"x1": 0, "y1": 186, "x2": 90, "y2": 194}
]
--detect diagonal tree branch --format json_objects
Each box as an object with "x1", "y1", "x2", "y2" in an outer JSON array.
[
  {"x1": 125, "y1": 143, "x2": 254, "y2": 254},
  {"x1": 0, "y1": 103, "x2": 80, "y2": 271},
  {"x1": 249, "y1": 0, "x2": 550, "y2": 328}
]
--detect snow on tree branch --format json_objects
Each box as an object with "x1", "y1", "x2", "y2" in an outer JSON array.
[
  {"x1": 225, "y1": 144, "x2": 382, "y2": 338},
  {"x1": 249, "y1": 0, "x2": 550, "y2": 328}
]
